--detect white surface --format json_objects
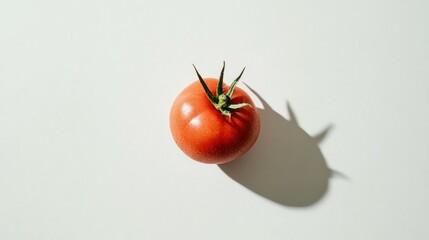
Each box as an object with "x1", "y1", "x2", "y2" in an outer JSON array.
[{"x1": 1, "y1": 0, "x2": 429, "y2": 239}]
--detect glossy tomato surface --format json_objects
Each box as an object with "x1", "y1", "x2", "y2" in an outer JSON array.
[{"x1": 170, "y1": 78, "x2": 260, "y2": 164}]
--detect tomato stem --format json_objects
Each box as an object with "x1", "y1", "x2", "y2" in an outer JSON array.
[
  {"x1": 192, "y1": 62, "x2": 250, "y2": 116},
  {"x1": 193, "y1": 64, "x2": 218, "y2": 105},
  {"x1": 217, "y1": 61, "x2": 225, "y2": 97},
  {"x1": 226, "y1": 67, "x2": 246, "y2": 98}
]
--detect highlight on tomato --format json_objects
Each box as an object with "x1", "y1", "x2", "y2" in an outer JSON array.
[{"x1": 169, "y1": 62, "x2": 260, "y2": 164}]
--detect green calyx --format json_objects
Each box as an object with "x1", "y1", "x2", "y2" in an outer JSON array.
[{"x1": 192, "y1": 61, "x2": 251, "y2": 117}]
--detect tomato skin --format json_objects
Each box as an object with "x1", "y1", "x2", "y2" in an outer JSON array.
[{"x1": 170, "y1": 78, "x2": 260, "y2": 164}]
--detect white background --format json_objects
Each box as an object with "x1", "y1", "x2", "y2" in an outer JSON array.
[{"x1": 1, "y1": 0, "x2": 429, "y2": 239}]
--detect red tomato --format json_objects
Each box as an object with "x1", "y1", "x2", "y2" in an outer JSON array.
[{"x1": 169, "y1": 63, "x2": 260, "y2": 164}]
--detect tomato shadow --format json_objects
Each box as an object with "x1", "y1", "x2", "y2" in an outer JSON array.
[{"x1": 218, "y1": 86, "x2": 336, "y2": 207}]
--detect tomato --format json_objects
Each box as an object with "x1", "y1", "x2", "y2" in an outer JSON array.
[{"x1": 169, "y1": 63, "x2": 260, "y2": 164}]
